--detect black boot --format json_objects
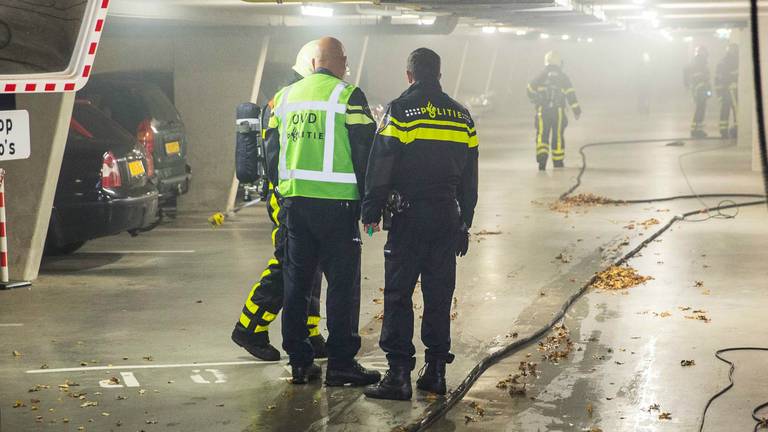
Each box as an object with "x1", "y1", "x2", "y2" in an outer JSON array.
[
  {"x1": 364, "y1": 367, "x2": 412, "y2": 401},
  {"x1": 553, "y1": 160, "x2": 564, "y2": 169},
  {"x1": 309, "y1": 334, "x2": 327, "y2": 359},
  {"x1": 231, "y1": 326, "x2": 280, "y2": 361},
  {"x1": 325, "y1": 360, "x2": 381, "y2": 387},
  {"x1": 291, "y1": 363, "x2": 322, "y2": 385},
  {"x1": 416, "y1": 361, "x2": 447, "y2": 395},
  {"x1": 538, "y1": 161, "x2": 546, "y2": 171}
]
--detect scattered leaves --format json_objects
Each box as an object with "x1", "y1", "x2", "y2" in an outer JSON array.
[
  {"x1": 80, "y1": 401, "x2": 98, "y2": 408},
  {"x1": 591, "y1": 265, "x2": 653, "y2": 291},
  {"x1": 12, "y1": 350, "x2": 22, "y2": 357},
  {"x1": 659, "y1": 412, "x2": 672, "y2": 420},
  {"x1": 555, "y1": 252, "x2": 571, "y2": 263},
  {"x1": 680, "y1": 360, "x2": 696, "y2": 367},
  {"x1": 549, "y1": 193, "x2": 616, "y2": 214},
  {"x1": 13, "y1": 400, "x2": 26, "y2": 408},
  {"x1": 464, "y1": 415, "x2": 476, "y2": 424},
  {"x1": 538, "y1": 324, "x2": 574, "y2": 362},
  {"x1": 468, "y1": 401, "x2": 485, "y2": 417}
]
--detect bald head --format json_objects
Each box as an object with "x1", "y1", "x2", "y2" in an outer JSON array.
[{"x1": 313, "y1": 36, "x2": 347, "y2": 79}]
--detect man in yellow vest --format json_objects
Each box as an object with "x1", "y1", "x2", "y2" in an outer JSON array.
[
  {"x1": 231, "y1": 40, "x2": 327, "y2": 362},
  {"x1": 265, "y1": 37, "x2": 380, "y2": 386}
]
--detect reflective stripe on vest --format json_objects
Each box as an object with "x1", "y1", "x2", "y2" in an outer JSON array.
[{"x1": 275, "y1": 82, "x2": 357, "y2": 185}]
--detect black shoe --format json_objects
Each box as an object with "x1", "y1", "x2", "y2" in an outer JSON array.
[
  {"x1": 691, "y1": 129, "x2": 708, "y2": 139},
  {"x1": 538, "y1": 162, "x2": 546, "y2": 171},
  {"x1": 325, "y1": 361, "x2": 381, "y2": 387},
  {"x1": 310, "y1": 334, "x2": 327, "y2": 359},
  {"x1": 291, "y1": 363, "x2": 322, "y2": 385},
  {"x1": 416, "y1": 361, "x2": 447, "y2": 395},
  {"x1": 364, "y1": 367, "x2": 412, "y2": 401},
  {"x1": 553, "y1": 161, "x2": 564, "y2": 168},
  {"x1": 231, "y1": 326, "x2": 280, "y2": 361}
]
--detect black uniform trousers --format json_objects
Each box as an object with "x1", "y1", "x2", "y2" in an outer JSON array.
[
  {"x1": 380, "y1": 199, "x2": 460, "y2": 370},
  {"x1": 235, "y1": 191, "x2": 322, "y2": 342},
  {"x1": 719, "y1": 86, "x2": 737, "y2": 137},
  {"x1": 535, "y1": 106, "x2": 567, "y2": 165},
  {"x1": 692, "y1": 86, "x2": 709, "y2": 133},
  {"x1": 282, "y1": 197, "x2": 362, "y2": 369}
]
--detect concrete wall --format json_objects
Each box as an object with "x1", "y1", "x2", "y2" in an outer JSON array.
[{"x1": 2, "y1": 93, "x2": 74, "y2": 281}]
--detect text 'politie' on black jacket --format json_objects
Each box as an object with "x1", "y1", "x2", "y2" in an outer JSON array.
[{"x1": 361, "y1": 80, "x2": 479, "y2": 228}]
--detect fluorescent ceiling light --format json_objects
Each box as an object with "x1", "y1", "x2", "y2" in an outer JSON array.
[
  {"x1": 561, "y1": 34, "x2": 571, "y2": 40},
  {"x1": 663, "y1": 12, "x2": 748, "y2": 18},
  {"x1": 482, "y1": 26, "x2": 498, "y2": 33},
  {"x1": 540, "y1": 33, "x2": 550, "y2": 39},
  {"x1": 600, "y1": 4, "x2": 643, "y2": 11},
  {"x1": 301, "y1": 5, "x2": 333, "y2": 17},
  {"x1": 418, "y1": 16, "x2": 436, "y2": 25},
  {"x1": 716, "y1": 27, "x2": 732, "y2": 38},
  {"x1": 658, "y1": 1, "x2": 767, "y2": 8},
  {"x1": 516, "y1": 29, "x2": 529, "y2": 36},
  {"x1": 683, "y1": 35, "x2": 694, "y2": 41},
  {"x1": 587, "y1": 37, "x2": 594, "y2": 42},
  {"x1": 659, "y1": 29, "x2": 674, "y2": 41}
]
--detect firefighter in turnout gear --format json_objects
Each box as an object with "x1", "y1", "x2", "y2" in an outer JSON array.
[
  {"x1": 715, "y1": 43, "x2": 739, "y2": 138},
  {"x1": 231, "y1": 40, "x2": 327, "y2": 362},
  {"x1": 527, "y1": 51, "x2": 581, "y2": 170},
  {"x1": 684, "y1": 46, "x2": 711, "y2": 138},
  {"x1": 265, "y1": 37, "x2": 381, "y2": 386},
  {"x1": 362, "y1": 48, "x2": 479, "y2": 401}
]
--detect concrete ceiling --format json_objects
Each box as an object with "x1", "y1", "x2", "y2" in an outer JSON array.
[{"x1": 106, "y1": 0, "x2": 761, "y2": 36}]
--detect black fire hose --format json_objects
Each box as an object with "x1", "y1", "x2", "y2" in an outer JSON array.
[
  {"x1": 396, "y1": 197, "x2": 765, "y2": 432},
  {"x1": 398, "y1": 3, "x2": 768, "y2": 427}
]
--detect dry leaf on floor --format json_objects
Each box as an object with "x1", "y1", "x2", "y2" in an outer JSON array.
[
  {"x1": 591, "y1": 265, "x2": 653, "y2": 291},
  {"x1": 469, "y1": 401, "x2": 485, "y2": 417},
  {"x1": 549, "y1": 193, "x2": 615, "y2": 214},
  {"x1": 640, "y1": 218, "x2": 660, "y2": 229},
  {"x1": 586, "y1": 403, "x2": 594, "y2": 417},
  {"x1": 685, "y1": 314, "x2": 711, "y2": 323},
  {"x1": 464, "y1": 415, "x2": 476, "y2": 424},
  {"x1": 372, "y1": 298, "x2": 383, "y2": 304},
  {"x1": 648, "y1": 404, "x2": 661, "y2": 412},
  {"x1": 659, "y1": 412, "x2": 672, "y2": 420},
  {"x1": 680, "y1": 360, "x2": 696, "y2": 367},
  {"x1": 474, "y1": 230, "x2": 502, "y2": 236},
  {"x1": 80, "y1": 401, "x2": 98, "y2": 408}
]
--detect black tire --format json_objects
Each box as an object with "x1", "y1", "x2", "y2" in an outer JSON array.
[{"x1": 45, "y1": 240, "x2": 86, "y2": 256}]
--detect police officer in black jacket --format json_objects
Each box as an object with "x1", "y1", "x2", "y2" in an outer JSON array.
[{"x1": 361, "y1": 48, "x2": 479, "y2": 400}]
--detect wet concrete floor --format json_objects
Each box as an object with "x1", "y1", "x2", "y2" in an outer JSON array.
[{"x1": 0, "y1": 106, "x2": 765, "y2": 431}]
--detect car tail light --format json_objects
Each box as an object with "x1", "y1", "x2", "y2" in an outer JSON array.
[
  {"x1": 101, "y1": 151, "x2": 122, "y2": 189},
  {"x1": 137, "y1": 119, "x2": 155, "y2": 177}
]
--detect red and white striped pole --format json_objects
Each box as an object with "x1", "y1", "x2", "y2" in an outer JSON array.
[
  {"x1": 0, "y1": 168, "x2": 30, "y2": 289},
  {"x1": 0, "y1": 168, "x2": 8, "y2": 283}
]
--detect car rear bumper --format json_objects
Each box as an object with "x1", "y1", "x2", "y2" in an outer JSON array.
[
  {"x1": 157, "y1": 172, "x2": 191, "y2": 200},
  {"x1": 51, "y1": 191, "x2": 160, "y2": 246}
]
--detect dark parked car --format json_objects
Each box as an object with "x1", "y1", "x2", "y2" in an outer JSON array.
[
  {"x1": 78, "y1": 76, "x2": 191, "y2": 208},
  {"x1": 46, "y1": 101, "x2": 160, "y2": 255}
]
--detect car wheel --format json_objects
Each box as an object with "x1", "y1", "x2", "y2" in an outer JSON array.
[{"x1": 45, "y1": 241, "x2": 86, "y2": 256}]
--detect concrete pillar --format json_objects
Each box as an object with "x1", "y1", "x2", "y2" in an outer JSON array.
[
  {"x1": 753, "y1": 15, "x2": 768, "y2": 171},
  {"x1": 2, "y1": 92, "x2": 74, "y2": 281},
  {"x1": 173, "y1": 29, "x2": 269, "y2": 212},
  {"x1": 737, "y1": 27, "x2": 754, "y2": 150}
]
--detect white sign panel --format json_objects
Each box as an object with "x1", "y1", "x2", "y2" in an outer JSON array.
[{"x1": 0, "y1": 110, "x2": 30, "y2": 161}]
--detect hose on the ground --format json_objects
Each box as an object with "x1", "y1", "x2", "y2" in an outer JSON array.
[
  {"x1": 396, "y1": 196, "x2": 764, "y2": 432},
  {"x1": 696, "y1": 0, "x2": 768, "y2": 431}
]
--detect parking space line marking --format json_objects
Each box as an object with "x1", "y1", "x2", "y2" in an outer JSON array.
[
  {"x1": 24, "y1": 354, "x2": 395, "y2": 375},
  {"x1": 0, "y1": 323, "x2": 23, "y2": 327},
  {"x1": 121, "y1": 371, "x2": 141, "y2": 387},
  {"x1": 155, "y1": 228, "x2": 259, "y2": 232},
  {"x1": 25, "y1": 360, "x2": 279, "y2": 374},
  {"x1": 79, "y1": 250, "x2": 197, "y2": 254}
]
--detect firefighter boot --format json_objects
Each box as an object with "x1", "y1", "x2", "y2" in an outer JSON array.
[
  {"x1": 326, "y1": 361, "x2": 381, "y2": 387},
  {"x1": 730, "y1": 126, "x2": 738, "y2": 139},
  {"x1": 553, "y1": 161, "x2": 565, "y2": 169},
  {"x1": 231, "y1": 326, "x2": 280, "y2": 361},
  {"x1": 416, "y1": 361, "x2": 448, "y2": 395},
  {"x1": 364, "y1": 367, "x2": 412, "y2": 401},
  {"x1": 291, "y1": 363, "x2": 322, "y2": 385},
  {"x1": 309, "y1": 334, "x2": 328, "y2": 359},
  {"x1": 691, "y1": 129, "x2": 708, "y2": 139}
]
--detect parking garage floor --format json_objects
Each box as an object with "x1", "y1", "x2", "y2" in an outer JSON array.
[{"x1": 0, "y1": 107, "x2": 765, "y2": 432}]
